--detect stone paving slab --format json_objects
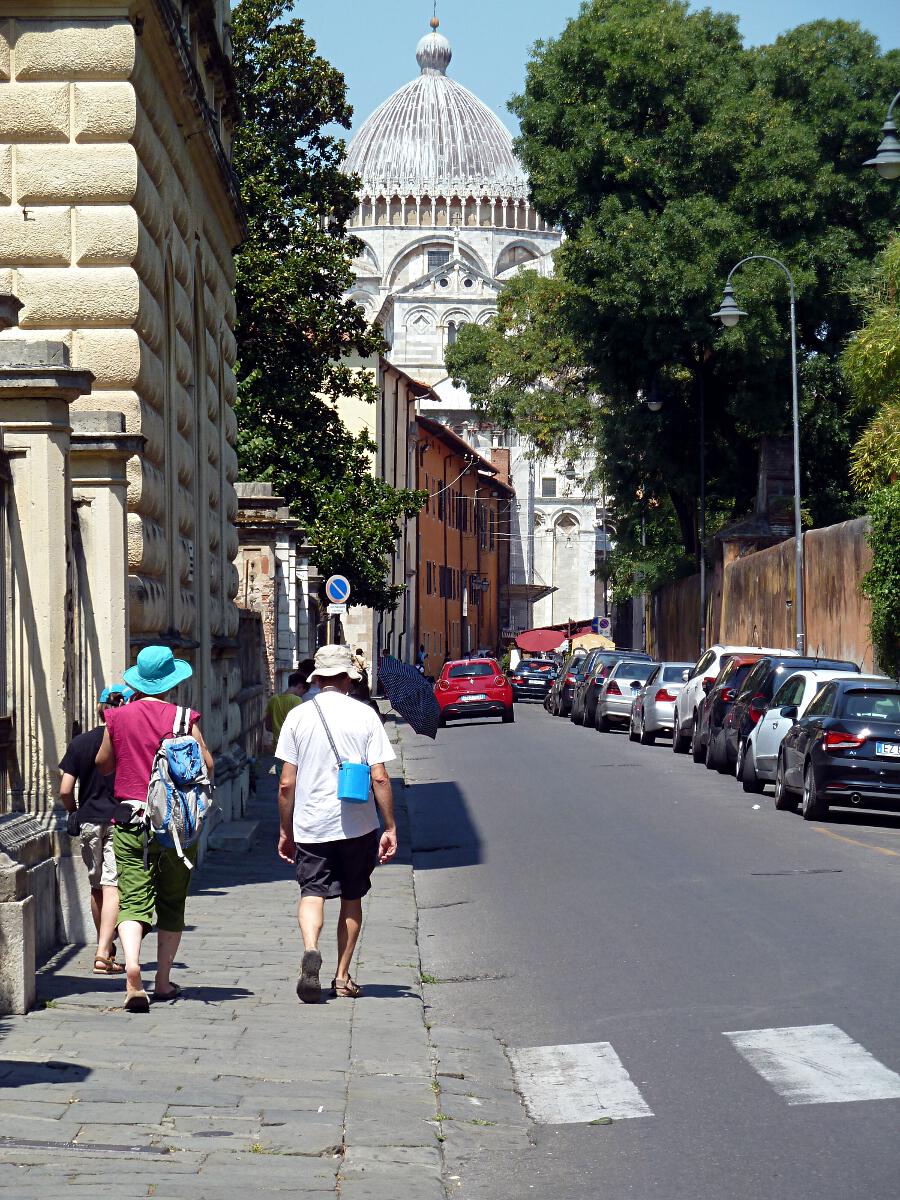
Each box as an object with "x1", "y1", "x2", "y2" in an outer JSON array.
[{"x1": 0, "y1": 754, "x2": 441, "y2": 1198}]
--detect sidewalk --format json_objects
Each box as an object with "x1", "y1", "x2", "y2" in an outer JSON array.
[{"x1": 0, "y1": 741, "x2": 442, "y2": 1199}]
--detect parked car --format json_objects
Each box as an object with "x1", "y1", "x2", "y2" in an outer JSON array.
[
  {"x1": 575, "y1": 650, "x2": 654, "y2": 727},
  {"x1": 774, "y1": 679, "x2": 900, "y2": 819},
  {"x1": 596, "y1": 659, "x2": 658, "y2": 731},
  {"x1": 510, "y1": 658, "x2": 557, "y2": 702},
  {"x1": 628, "y1": 661, "x2": 694, "y2": 744},
  {"x1": 739, "y1": 669, "x2": 882, "y2": 793},
  {"x1": 695, "y1": 653, "x2": 764, "y2": 768},
  {"x1": 435, "y1": 659, "x2": 514, "y2": 726},
  {"x1": 725, "y1": 655, "x2": 861, "y2": 778},
  {"x1": 548, "y1": 651, "x2": 591, "y2": 717},
  {"x1": 672, "y1": 643, "x2": 799, "y2": 754}
]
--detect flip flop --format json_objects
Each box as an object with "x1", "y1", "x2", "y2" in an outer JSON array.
[
  {"x1": 296, "y1": 949, "x2": 322, "y2": 1004},
  {"x1": 124, "y1": 989, "x2": 150, "y2": 1014},
  {"x1": 150, "y1": 983, "x2": 183, "y2": 1003}
]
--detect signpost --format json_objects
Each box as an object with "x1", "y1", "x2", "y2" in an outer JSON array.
[{"x1": 324, "y1": 575, "x2": 351, "y2": 642}]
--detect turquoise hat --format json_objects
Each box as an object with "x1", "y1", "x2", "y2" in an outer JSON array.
[{"x1": 123, "y1": 645, "x2": 193, "y2": 695}]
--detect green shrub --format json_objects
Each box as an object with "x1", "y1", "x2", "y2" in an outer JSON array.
[{"x1": 862, "y1": 484, "x2": 900, "y2": 677}]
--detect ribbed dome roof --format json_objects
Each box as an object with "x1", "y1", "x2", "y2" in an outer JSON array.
[{"x1": 344, "y1": 20, "x2": 529, "y2": 202}]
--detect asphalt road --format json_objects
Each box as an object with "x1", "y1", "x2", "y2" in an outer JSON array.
[{"x1": 404, "y1": 700, "x2": 900, "y2": 1200}]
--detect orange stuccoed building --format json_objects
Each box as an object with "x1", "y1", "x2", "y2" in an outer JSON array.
[{"x1": 416, "y1": 417, "x2": 513, "y2": 676}]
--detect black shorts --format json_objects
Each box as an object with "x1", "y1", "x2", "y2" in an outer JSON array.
[{"x1": 295, "y1": 829, "x2": 379, "y2": 900}]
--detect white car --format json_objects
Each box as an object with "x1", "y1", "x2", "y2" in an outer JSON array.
[
  {"x1": 672, "y1": 643, "x2": 799, "y2": 755},
  {"x1": 738, "y1": 668, "x2": 885, "y2": 792},
  {"x1": 629, "y1": 661, "x2": 694, "y2": 744}
]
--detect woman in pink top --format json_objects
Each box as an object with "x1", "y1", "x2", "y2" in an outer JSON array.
[{"x1": 97, "y1": 645, "x2": 213, "y2": 1013}]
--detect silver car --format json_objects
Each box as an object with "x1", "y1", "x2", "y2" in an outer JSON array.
[
  {"x1": 596, "y1": 659, "x2": 658, "y2": 731},
  {"x1": 629, "y1": 662, "x2": 694, "y2": 744}
]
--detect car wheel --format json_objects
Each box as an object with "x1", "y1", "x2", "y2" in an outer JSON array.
[
  {"x1": 639, "y1": 715, "x2": 656, "y2": 746},
  {"x1": 502, "y1": 707, "x2": 515, "y2": 724},
  {"x1": 740, "y1": 741, "x2": 765, "y2": 794},
  {"x1": 437, "y1": 714, "x2": 447, "y2": 729},
  {"x1": 801, "y1": 763, "x2": 828, "y2": 821},
  {"x1": 774, "y1": 755, "x2": 798, "y2": 812},
  {"x1": 691, "y1": 715, "x2": 706, "y2": 764},
  {"x1": 672, "y1": 709, "x2": 690, "y2": 754},
  {"x1": 705, "y1": 732, "x2": 720, "y2": 770},
  {"x1": 596, "y1": 706, "x2": 610, "y2": 732}
]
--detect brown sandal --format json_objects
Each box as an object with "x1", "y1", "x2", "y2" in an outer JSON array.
[
  {"x1": 93, "y1": 955, "x2": 125, "y2": 976},
  {"x1": 331, "y1": 976, "x2": 362, "y2": 998}
]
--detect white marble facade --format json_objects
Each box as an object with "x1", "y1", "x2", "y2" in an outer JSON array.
[{"x1": 343, "y1": 18, "x2": 602, "y2": 632}]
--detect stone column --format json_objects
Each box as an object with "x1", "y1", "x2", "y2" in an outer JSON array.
[
  {"x1": 69, "y1": 412, "x2": 144, "y2": 731},
  {"x1": 0, "y1": 340, "x2": 93, "y2": 817}
]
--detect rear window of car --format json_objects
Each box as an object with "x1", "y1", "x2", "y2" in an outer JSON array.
[
  {"x1": 840, "y1": 690, "x2": 900, "y2": 722},
  {"x1": 661, "y1": 666, "x2": 690, "y2": 683},
  {"x1": 448, "y1": 663, "x2": 494, "y2": 679},
  {"x1": 614, "y1": 662, "x2": 655, "y2": 683},
  {"x1": 730, "y1": 663, "x2": 758, "y2": 688}
]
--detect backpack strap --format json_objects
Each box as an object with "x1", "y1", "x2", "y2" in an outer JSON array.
[
  {"x1": 312, "y1": 697, "x2": 344, "y2": 770},
  {"x1": 172, "y1": 706, "x2": 191, "y2": 737}
]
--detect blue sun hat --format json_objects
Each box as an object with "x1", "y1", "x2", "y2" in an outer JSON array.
[
  {"x1": 123, "y1": 645, "x2": 193, "y2": 695},
  {"x1": 98, "y1": 684, "x2": 135, "y2": 705}
]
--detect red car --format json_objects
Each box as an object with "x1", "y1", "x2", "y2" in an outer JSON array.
[{"x1": 435, "y1": 659, "x2": 514, "y2": 726}]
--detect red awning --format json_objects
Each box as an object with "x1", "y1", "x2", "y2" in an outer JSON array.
[{"x1": 515, "y1": 628, "x2": 568, "y2": 653}]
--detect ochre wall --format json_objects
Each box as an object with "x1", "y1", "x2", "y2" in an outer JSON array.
[{"x1": 648, "y1": 518, "x2": 874, "y2": 671}]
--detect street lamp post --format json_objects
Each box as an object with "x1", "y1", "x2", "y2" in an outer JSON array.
[
  {"x1": 712, "y1": 256, "x2": 805, "y2": 654},
  {"x1": 864, "y1": 90, "x2": 900, "y2": 181}
]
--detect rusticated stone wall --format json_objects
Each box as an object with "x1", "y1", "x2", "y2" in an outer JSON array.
[
  {"x1": 647, "y1": 518, "x2": 875, "y2": 671},
  {"x1": 0, "y1": 5, "x2": 246, "y2": 814}
]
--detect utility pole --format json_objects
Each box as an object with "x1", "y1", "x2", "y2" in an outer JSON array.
[{"x1": 526, "y1": 454, "x2": 535, "y2": 630}]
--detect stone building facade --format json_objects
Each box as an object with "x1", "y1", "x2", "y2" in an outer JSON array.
[
  {"x1": 0, "y1": 1, "x2": 247, "y2": 1011},
  {"x1": 0, "y1": 2, "x2": 245, "y2": 812}
]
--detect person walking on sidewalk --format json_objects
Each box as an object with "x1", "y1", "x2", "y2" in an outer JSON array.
[
  {"x1": 266, "y1": 671, "x2": 306, "y2": 774},
  {"x1": 59, "y1": 686, "x2": 131, "y2": 977},
  {"x1": 96, "y1": 646, "x2": 214, "y2": 1014},
  {"x1": 276, "y1": 644, "x2": 397, "y2": 1004}
]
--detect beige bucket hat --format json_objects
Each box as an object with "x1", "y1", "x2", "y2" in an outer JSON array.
[{"x1": 312, "y1": 644, "x2": 362, "y2": 680}]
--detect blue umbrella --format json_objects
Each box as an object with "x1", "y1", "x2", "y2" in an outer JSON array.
[{"x1": 378, "y1": 656, "x2": 441, "y2": 739}]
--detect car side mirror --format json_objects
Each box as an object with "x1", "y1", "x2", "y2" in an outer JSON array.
[
  {"x1": 702, "y1": 678, "x2": 713, "y2": 695},
  {"x1": 630, "y1": 680, "x2": 641, "y2": 690},
  {"x1": 682, "y1": 669, "x2": 690, "y2": 682},
  {"x1": 780, "y1": 704, "x2": 799, "y2": 721}
]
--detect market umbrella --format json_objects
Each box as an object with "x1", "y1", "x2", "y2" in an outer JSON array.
[{"x1": 378, "y1": 656, "x2": 441, "y2": 739}]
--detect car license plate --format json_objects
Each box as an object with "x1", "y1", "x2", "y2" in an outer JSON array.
[
  {"x1": 876, "y1": 742, "x2": 900, "y2": 758},
  {"x1": 462, "y1": 693, "x2": 487, "y2": 702}
]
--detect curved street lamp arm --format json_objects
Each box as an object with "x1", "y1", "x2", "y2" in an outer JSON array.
[
  {"x1": 887, "y1": 89, "x2": 900, "y2": 121},
  {"x1": 726, "y1": 255, "x2": 796, "y2": 303}
]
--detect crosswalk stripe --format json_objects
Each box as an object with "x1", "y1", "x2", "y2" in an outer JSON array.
[
  {"x1": 507, "y1": 1041, "x2": 654, "y2": 1124},
  {"x1": 724, "y1": 1023, "x2": 900, "y2": 1105}
]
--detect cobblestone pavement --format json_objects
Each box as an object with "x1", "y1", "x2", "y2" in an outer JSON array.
[{"x1": 0, "y1": 739, "x2": 444, "y2": 1199}]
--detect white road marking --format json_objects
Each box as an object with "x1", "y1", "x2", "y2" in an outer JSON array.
[
  {"x1": 508, "y1": 1041, "x2": 654, "y2": 1124},
  {"x1": 724, "y1": 1024, "x2": 900, "y2": 1105}
]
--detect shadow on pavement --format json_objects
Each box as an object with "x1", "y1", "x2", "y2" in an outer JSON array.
[
  {"x1": 405, "y1": 779, "x2": 482, "y2": 870},
  {"x1": 0, "y1": 1059, "x2": 92, "y2": 1086}
]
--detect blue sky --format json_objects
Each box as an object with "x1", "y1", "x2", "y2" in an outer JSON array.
[{"x1": 291, "y1": 0, "x2": 900, "y2": 138}]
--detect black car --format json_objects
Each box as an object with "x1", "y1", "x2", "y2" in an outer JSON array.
[
  {"x1": 548, "y1": 651, "x2": 589, "y2": 717},
  {"x1": 725, "y1": 655, "x2": 859, "y2": 776},
  {"x1": 775, "y1": 679, "x2": 900, "y2": 819},
  {"x1": 694, "y1": 653, "x2": 763, "y2": 768},
  {"x1": 570, "y1": 650, "x2": 621, "y2": 724},
  {"x1": 510, "y1": 659, "x2": 557, "y2": 701},
  {"x1": 574, "y1": 650, "x2": 653, "y2": 727}
]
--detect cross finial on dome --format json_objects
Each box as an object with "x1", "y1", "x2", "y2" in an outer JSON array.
[{"x1": 417, "y1": 14, "x2": 452, "y2": 76}]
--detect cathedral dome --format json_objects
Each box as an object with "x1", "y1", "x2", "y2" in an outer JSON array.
[{"x1": 344, "y1": 20, "x2": 529, "y2": 203}]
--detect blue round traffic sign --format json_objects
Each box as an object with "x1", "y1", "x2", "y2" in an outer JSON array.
[{"x1": 325, "y1": 574, "x2": 351, "y2": 604}]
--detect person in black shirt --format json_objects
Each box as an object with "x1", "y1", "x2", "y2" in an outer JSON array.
[{"x1": 59, "y1": 687, "x2": 129, "y2": 976}]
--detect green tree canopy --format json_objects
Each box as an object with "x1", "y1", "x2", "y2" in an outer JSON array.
[
  {"x1": 449, "y1": 0, "x2": 898, "y2": 597},
  {"x1": 232, "y1": 0, "x2": 422, "y2": 609}
]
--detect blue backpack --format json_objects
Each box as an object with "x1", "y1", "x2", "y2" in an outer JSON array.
[{"x1": 145, "y1": 707, "x2": 214, "y2": 867}]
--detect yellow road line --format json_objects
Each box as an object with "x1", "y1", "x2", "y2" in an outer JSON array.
[{"x1": 814, "y1": 827, "x2": 900, "y2": 858}]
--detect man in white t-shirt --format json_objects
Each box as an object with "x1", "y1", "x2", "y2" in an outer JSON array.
[{"x1": 276, "y1": 644, "x2": 397, "y2": 1004}]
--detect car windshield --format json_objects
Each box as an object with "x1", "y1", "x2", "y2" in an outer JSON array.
[
  {"x1": 661, "y1": 666, "x2": 690, "y2": 683},
  {"x1": 448, "y1": 663, "x2": 494, "y2": 679},
  {"x1": 615, "y1": 662, "x2": 655, "y2": 683},
  {"x1": 841, "y1": 690, "x2": 900, "y2": 722},
  {"x1": 515, "y1": 662, "x2": 552, "y2": 674}
]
